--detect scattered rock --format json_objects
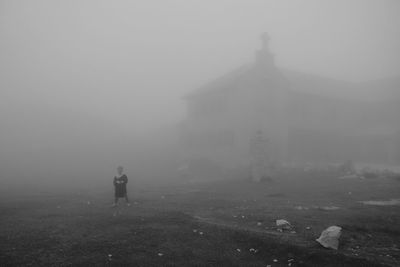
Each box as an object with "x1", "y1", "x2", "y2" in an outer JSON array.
[{"x1": 316, "y1": 226, "x2": 342, "y2": 250}]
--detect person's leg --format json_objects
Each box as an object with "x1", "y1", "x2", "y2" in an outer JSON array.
[
  {"x1": 113, "y1": 197, "x2": 119, "y2": 206},
  {"x1": 125, "y1": 195, "x2": 130, "y2": 206}
]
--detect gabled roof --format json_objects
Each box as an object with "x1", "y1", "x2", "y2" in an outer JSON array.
[
  {"x1": 185, "y1": 65, "x2": 251, "y2": 100},
  {"x1": 185, "y1": 34, "x2": 399, "y2": 103},
  {"x1": 186, "y1": 62, "x2": 400, "y2": 104}
]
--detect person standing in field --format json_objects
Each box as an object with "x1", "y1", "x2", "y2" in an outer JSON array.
[{"x1": 113, "y1": 166, "x2": 130, "y2": 206}]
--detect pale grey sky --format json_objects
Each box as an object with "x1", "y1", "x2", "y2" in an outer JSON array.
[{"x1": 1, "y1": 0, "x2": 399, "y2": 133}]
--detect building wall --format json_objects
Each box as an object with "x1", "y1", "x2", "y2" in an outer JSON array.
[
  {"x1": 180, "y1": 67, "x2": 291, "y2": 168},
  {"x1": 181, "y1": 85, "x2": 400, "y2": 169}
]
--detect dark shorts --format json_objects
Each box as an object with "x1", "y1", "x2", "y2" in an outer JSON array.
[{"x1": 115, "y1": 185, "x2": 127, "y2": 198}]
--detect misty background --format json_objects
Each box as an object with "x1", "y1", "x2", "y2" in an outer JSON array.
[{"x1": 1, "y1": 0, "x2": 399, "y2": 192}]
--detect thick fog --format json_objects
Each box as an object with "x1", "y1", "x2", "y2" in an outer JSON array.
[{"x1": 1, "y1": 0, "x2": 399, "y2": 192}]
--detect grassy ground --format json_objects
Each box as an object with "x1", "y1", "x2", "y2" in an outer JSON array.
[{"x1": 1, "y1": 170, "x2": 399, "y2": 266}]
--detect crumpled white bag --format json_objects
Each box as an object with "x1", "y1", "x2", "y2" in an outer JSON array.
[
  {"x1": 276, "y1": 219, "x2": 292, "y2": 230},
  {"x1": 316, "y1": 226, "x2": 342, "y2": 250}
]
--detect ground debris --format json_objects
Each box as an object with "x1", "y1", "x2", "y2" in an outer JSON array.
[
  {"x1": 276, "y1": 219, "x2": 293, "y2": 231},
  {"x1": 319, "y1": 206, "x2": 340, "y2": 211},
  {"x1": 359, "y1": 199, "x2": 400, "y2": 206},
  {"x1": 316, "y1": 226, "x2": 342, "y2": 250}
]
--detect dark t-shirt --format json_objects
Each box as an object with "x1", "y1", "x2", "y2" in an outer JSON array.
[{"x1": 114, "y1": 174, "x2": 128, "y2": 198}]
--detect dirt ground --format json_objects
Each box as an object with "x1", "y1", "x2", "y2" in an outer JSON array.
[{"x1": 1, "y1": 170, "x2": 399, "y2": 266}]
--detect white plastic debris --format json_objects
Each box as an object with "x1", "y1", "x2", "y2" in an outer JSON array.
[
  {"x1": 294, "y1": 206, "x2": 309, "y2": 210},
  {"x1": 199, "y1": 231, "x2": 204, "y2": 235},
  {"x1": 257, "y1": 222, "x2": 262, "y2": 226},
  {"x1": 320, "y1": 206, "x2": 340, "y2": 211},
  {"x1": 273, "y1": 259, "x2": 278, "y2": 262},
  {"x1": 359, "y1": 199, "x2": 400, "y2": 206},
  {"x1": 276, "y1": 219, "x2": 292, "y2": 230},
  {"x1": 338, "y1": 174, "x2": 362, "y2": 179},
  {"x1": 236, "y1": 248, "x2": 241, "y2": 253},
  {"x1": 158, "y1": 253, "x2": 163, "y2": 257},
  {"x1": 249, "y1": 248, "x2": 258, "y2": 253},
  {"x1": 316, "y1": 226, "x2": 342, "y2": 250},
  {"x1": 193, "y1": 229, "x2": 198, "y2": 233}
]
